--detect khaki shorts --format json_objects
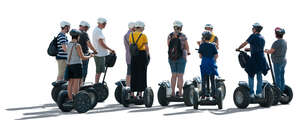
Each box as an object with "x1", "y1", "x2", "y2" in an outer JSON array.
[
  {"x1": 57, "y1": 59, "x2": 67, "y2": 78},
  {"x1": 94, "y1": 56, "x2": 105, "y2": 74}
]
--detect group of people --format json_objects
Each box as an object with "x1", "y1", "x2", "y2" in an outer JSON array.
[
  {"x1": 53, "y1": 18, "x2": 288, "y2": 102},
  {"x1": 54, "y1": 18, "x2": 115, "y2": 101}
]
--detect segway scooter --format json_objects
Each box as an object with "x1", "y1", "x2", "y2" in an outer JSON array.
[
  {"x1": 114, "y1": 79, "x2": 126, "y2": 104},
  {"x1": 157, "y1": 77, "x2": 201, "y2": 106},
  {"x1": 121, "y1": 86, "x2": 154, "y2": 108},
  {"x1": 93, "y1": 53, "x2": 117, "y2": 102},
  {"x1": 193, "y1": 75, "x2": 224, "y2": 110},
  {"x1": 266, "y1": 53, "x2": 293, "y2": 105},
  {"x1": 233, "y1": 50, "x2": 274, "y2": 109}
]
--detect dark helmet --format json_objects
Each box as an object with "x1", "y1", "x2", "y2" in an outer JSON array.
[
  {"x1": 202, "y1": 30, "x2": 212, "y2": 41},
  {"x1": 252, "y1": 23, "x2": 263, "y2": 32},
  {"x1": 69, "y1": 29, "x2": 82, "y2": 37},
  {"x1": 275, "y1": 27, "x2": 285, "y2": 35}
]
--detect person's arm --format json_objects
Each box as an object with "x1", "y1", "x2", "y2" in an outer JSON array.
[
  {"x1": 87, "y1": 40, "x2": 97, "y2": 54},
  {"x1": 199, "y1": 53, "x2": 202, "y2": 59},
  {"x1": 184, "y1": 40, "x2": 191, "y2": 55},
  {"x1": 62, "y1": 44, "x2": 67, "y2": 52},
  {"x1": 214, "y1": 54, "x2": 219, "y2": 60},
  {"x1": 98, "y1": 39, "x2": 115, "y2": 53},
  {"x1": 76, "y1": 45, "x2": 92, "y2": 60},
  {"x1": 236, "y1": 42, "x2": 248, "y2": 51},
  {"x1": 145, "y1": 43, "x2": 150, "y2": 56},
  {"x1": 265, "y1": 48, "x2": 275, "y2": 54},
  {"x1": 167, "y1": 39, "x2": 171, "y2": 46},
  {"x1": 215, "y1": 37, "x2": 219, "y2": 49}
]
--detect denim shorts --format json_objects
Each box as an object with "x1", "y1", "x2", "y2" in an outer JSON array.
[{"x1": 168, "y1": 57, "x2": 187, "y2": 74}]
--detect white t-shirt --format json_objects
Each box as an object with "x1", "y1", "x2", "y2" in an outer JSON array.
[{"x1": 93, "y1": 27, "x2": 108, "y2": 57}]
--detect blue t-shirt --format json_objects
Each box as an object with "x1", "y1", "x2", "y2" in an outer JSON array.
[
  {"x1": 198, "y1": 42, "x2": 218, "y2": 58},
  {"x1": 246, "y1": 33, "x2": 265, "y2": 55}
]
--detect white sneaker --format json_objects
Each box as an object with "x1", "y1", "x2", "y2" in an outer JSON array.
[
  {"x1": 250, "y1": 94, "x2": 255, "y2": 98},
  {"x1": 256, "y1": 93, "x2": 263, "y2": 98}
]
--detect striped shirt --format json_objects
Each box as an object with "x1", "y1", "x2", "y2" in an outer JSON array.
[{"x1": 56, "y1": 32, "x2": 68, "y2": 59}]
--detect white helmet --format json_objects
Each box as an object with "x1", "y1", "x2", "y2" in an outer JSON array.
[
  {"x1": 97, "y1": 17, "x2": 107, "y2": 24},
  {"x1": 80, "y1": 21, "x2": 90, "y2": 28},
  {"x1": 173, "y1": 20, "x2": 183, "y2": 27},
  {"x1": 135, "y1": 21, "x2": 145, "y2": 28},
  {"x1": 60, "y1": 21, "x2": 70, "y2": 28},
  {"x1": 205, "y1": 24, "x2": 213, "y2": 29},
  {"x1": 128, "y1": 22, "x2": 136, "y2": 29}
]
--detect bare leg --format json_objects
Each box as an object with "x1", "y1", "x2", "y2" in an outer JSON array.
[
  {"x1": 73, "y1": 78, "x2": 80, "y2": 95},
  {"x1": 171, "y1": 73, "x2": 177, "y2": 96},
  {"x1": 126, "y1": 75, "x2": 131, "y2": 87},
  {"x1": 67, "y1": 79, "x2": 73, "y2": 100},
  {"x1": 177, "y1": 74, "x2": 184, "y2": 96},
  {"x1": 95, "y1": 73, "x2": 101, "y2": 84}
]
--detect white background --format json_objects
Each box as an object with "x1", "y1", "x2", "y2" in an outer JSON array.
[{"x1": 0, "y1": 0, "x2": 299, "y2": 126}]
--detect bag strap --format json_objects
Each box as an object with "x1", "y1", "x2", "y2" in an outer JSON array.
[{"x1": 68, "y1": 43, "x2": 76, "y2": 65}]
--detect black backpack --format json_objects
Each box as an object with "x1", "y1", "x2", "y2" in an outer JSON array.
[
  {"x1": 47, "y1": 36, "x2": 58, "y2": 56},
  {"x1": 130, "y1": 32, "x2": 143, "y2": 56},
  {"x1": 238, "y1": 51, "x2": 250, "y2": 68},
  {"x1": 168, "y1": 33, "x2": 183, "y2": 61}
]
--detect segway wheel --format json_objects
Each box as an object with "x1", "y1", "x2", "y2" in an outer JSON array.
[
  {"x1": 271, "y1": 85, "x2": 281, "y2": 105},
  {"x1": 216, "y1": 89, "x2": 223, "y2": 109},
  {"x1": 74, "y1": 91, "x2": 91, "y2": 113},
  {"x1": 51, "y1": 84, "x2": 67, "y2": 102},
  {"x1": 259, "y1": 85, "x2": 274, "y2": 107},
  {"x1": 183, "y1": 85, "x2": 194, "y2": 106},
  {"x1": 233, "y1": 86, "x2": 250, "y2": 109},
  {"x1": 144, "y1": 87, "x2": 154, "y2": 108},
  {"x1": 193, "y1": 89, "x2": 199, "y2": 110},
  {"x1": 216, "y1": 81, "x2": 226, "y2": 100},
  {"x1": 94, "y1": 83, "x2": 109, "y2": 102},
  {"x1": 158, "y1": 86, "x2": 169, "y2": 106},
  {"x1": 114, "y1": 85, "x2": 123, "y2": 104},
  {"x1": 85, "y1": 87, "x2": 98, "y2": 109},
  {"x1": 57, "y1": 90, "x2": 73, "y2": 112},
  {"x1": 280, "y1": 85, "x2": 293, "y2": 104},
  {"x1": 121, "y1": 87, "x2": 130, "y2": 107}
]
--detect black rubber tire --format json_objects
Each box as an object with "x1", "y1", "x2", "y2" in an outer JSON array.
[
  {"x1": 51, "y1": 84, "x2": 67, "y2": 102},
  {"x1": 74, "y1": 91, "x2": 91, "y2": 113},
  {"x1": 114, "y1": 85, "x2": 123, "y2": 104},
  {"x1": 85, "y1": 87, "x2": 98, "y2": 109},
  {"x1": 193, "y1": 89, "x2": 199, "y2": 110},
  {"x1": 259, "y1": 85, "x2": 274, "y2": 107},
  {"x1": 271, "y1": 85, "x2": 281, "y2": 105},
  {"x1": 233, "y1": 86, "x2": 250, "y2": 109},
  {"x1": 144, "y1": 87, "x2": 154, "y2": 108},
  {"x1": 57, "y1": 90, "x2": 73, "y2": 112},
  {"x1": 157, "y1": 86, "x2": 169, "y2": 106},
  {"x1": 183, "y1": 85, "x2": 194, "y2": 106},
  {"x1": 94, "y1": 83, "x2": 109, "y2": 102},
  {"x1": 216, "y1": 81, "x2": 226, "y2": 100},
  {"x1": 280, "y1": 85, "x2": 293, "y2": 104},
  {"x1": 216, "y1": 89, "x2": 223, "y2": 109},
  {"x1": 121, "y1": 88, "x2": 130, "y2": 107}
]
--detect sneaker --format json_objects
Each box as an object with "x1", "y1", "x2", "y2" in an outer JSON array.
[
  {"x1": 250, "y1": 94, "x2": 255, "y2": 98},
  {"x1": 256, "y1": 93, "x2": 263, "y2": 98}
]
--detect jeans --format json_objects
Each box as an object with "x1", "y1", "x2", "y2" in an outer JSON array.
[
  {"x1": 248, "y1": 72, "x2": 263, "y2": 94},
  {"x1": 82, "y1": 59, "x2": 89, "y2": 82},
  {"x1": 274, "y1": 61, "x2": 286, "y2": 91}
]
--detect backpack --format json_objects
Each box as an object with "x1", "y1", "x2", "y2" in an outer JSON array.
[
  {"x1": 238, "y1": 51, "x2": 250, "y2": 68},
  {"x1": 129, "y1": 32, "x2": 143, "y2": 56},
  {"x1": 47, "y1": 36, "x2": 58, "y2": 56},
  {"x1": 168, "y1": 33, "x2": 183, "y2": 61}
]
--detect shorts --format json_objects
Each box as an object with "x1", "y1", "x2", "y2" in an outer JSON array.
[
  {"x1": 94, "y1": 56, "x2": 105, "y2": 73},
  {"x1": 57, "y1": 59, "x2": 67, "y2": 78},
  {"x1": 127, "y1": 64, "x2": 131, "y2": 75},
  {"x1": 66, "y1": 64, "x2": 82, "y2": 80},
  {"x1": 169, "y1": 57, "x2": 187, "y2": 74}
]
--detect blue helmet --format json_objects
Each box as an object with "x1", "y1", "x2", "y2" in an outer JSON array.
[
  {"x1": 252, "y1": 23, "x2": 263, "y2": 32},
  {"x1": 275, "y1": 27, "x2": 285, "y2": 35}
]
